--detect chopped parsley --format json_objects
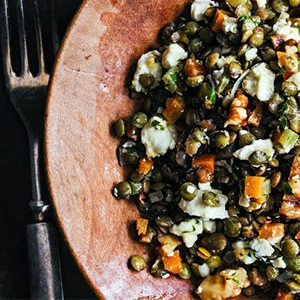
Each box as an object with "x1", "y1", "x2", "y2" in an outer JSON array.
[
  {"x1": 239, "y1": 15, "x2": 248, "y2": 22},
  {"x1": 282, "y1": 182, "x2": 293, "y2": 194},
  {"x1": 276, "y1": 68, "x2": 286, "y2": 76},
  {"x1": 151, "y1": 120, "x2": 165, "y2": 130},
  {"x1": 170, "y1": 72, "x2": 178, "y2": 83},
  {"x1": 279, "y1": 116, "x2": 288, "y2": 131},
  {"x1": 298, "y1": 27, "x2": 300, "y2": 35},
  {"x1": 232, "y1": 278, "x2": 240, "y2": 284},
  {"x1": 207, "y1": 84, "x2": 216, "y2": 105}
]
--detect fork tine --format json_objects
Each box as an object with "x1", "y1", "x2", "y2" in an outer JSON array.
[
  {"x1": 0, "y1": 0, "x2": 13, "y2": 78},
  {"x1": 33, "y1": 0, "x2": 45, "y2": 74},
  {"x1": 16, "y1": 0, "x2": 29, "y2": 76}
]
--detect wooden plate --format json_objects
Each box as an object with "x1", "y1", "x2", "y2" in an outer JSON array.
[
  {"x1": 45, "y1": 1, "x2": 269, "y2": 299},
  {"x1": 45, "y1": 0, "x2": 197, "y2": 299}
]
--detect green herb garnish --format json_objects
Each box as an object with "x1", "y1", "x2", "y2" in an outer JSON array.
[
  {"x1": 276, "y1": 68, "x2": 286, "y2": 76},
  {"x1": 279, "y1": 116, "x2": 288, "y2": 131},
  {"x1": 207, "y1": 84, "x2": 216, "y2": 105},
  {"x1": 232, "y1": 278, "x2": 240, "y2": 284},
  {"x1": 282, "y1": 182, "x2": 293, "y2": 194},
  {"x1": 151, "y1": 120, "x2": 164, "y2": 130}
]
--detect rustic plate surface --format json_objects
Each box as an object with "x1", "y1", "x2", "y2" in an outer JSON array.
[
  {"x1": 45, "y1": 0, "x2": 266, "y2": 299},
  {"x1": 45, "y1": 0, "x2": 197, "y2": 299}
]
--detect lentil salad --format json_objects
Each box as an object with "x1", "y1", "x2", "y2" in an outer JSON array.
[{"x1": 113, "y1": 0, "x2": 300, "y2": 299}]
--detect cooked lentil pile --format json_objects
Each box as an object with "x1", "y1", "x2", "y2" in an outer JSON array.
[{"x1": 113, "y1": 0, "x2": 300, "y2": 299}]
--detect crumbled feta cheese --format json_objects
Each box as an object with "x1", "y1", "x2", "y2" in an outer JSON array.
[
  {"x1": 170, "y1": 218, "x2": 203, "y2": 248},
  {"x1": 245, "y1": 48, "x2": 258, "y2": 61},
  {"x1": 162, "y1": 44, "x2": 187, "y2": 69},
  {"x1": 257, "y1": 0, "x2": 267, "y2": 8},
  {"x1": 191, "y1": 0, "x2": 219, "y2": 21},
  {"x1": 179, "y1": 183, "x2": 228, "y2": 220},
  {"x1": 131, "y1": 50, "x2": 162, "y2": 93},
  {"x1": 203, "y1": 220, "x2": 216, "y2": 233},
  {"x1": 217, "y1": 55, "x2": 237, "y2": 68},
  {"x1": 272, "y1": 257, "x2": 287, "y2": 269},
  {"x1": 287, "y1": 72, "x2": 300, "y2": 90},
  {"x1": 223, "y1": 18, "x2": 238, "y2": 34},
  {"x1": 141, "y1": 116, "x2": 177, "y2": 158},
  {"x1": 286, "y1": 45, "x2": 298, "y2": 55},
  {"x1": 250, "y1": 238, "x2": 274, "y2": 257},
  {"x1": 242, "y1": 63, "x2": 275, "y2": 101},
  {"x1": 240, "y1": 249, "x2": 257, "y2": 265},
  {"x1": 267, "y1": 236, "x2": 284, "y2": 246},
  {"x1": 198, "y1": 263, "x2": 210, "y2": 277},
  {"x1": 273, "y1": 12, "x2": 300, "y2": 42},
  {"x1": 234, "y1": 139, "x2": 275, "y2": 162},
  {"x1": 232, "y1": 240, "x2": 249, "y2": 250}
]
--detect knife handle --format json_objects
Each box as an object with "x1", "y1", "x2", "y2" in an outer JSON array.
[{"x1": 27, "y1": 223, "x2": 64, "y2": 300}]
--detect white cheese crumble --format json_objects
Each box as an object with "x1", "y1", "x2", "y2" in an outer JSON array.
[
  {"x1": 179, "y1": 183, "x2": 229, "y2": 220},
  {"x1": 242, "y1": 63, "x2": 275, "y2": 101},
  {"x1": 272, "y1": 257, "x2": 287, "y2": 269},
  {"x1": 191, "y1": 0, "x2": 219, "y2": 21},
  {"x1": 170, "y1": 218, "x2": 203, "y2": 248},
  {"x1": 257, "y1": 0, "x2": 267, "y2": 8},
  {"x1": 245, "y1": 48, "x2": 258, "y2": 61},
  {"x1": 273, "y1": 12, "x2": 300, "y2": 42},
  {"x1": 198, "y1": 263, "x2": 210, "y2": 277},
  {"x1": 287, "y1": 72, "x2": 300, "y2": 90},
  {"x1": 203, "y1": 220, "x2": 216, "y2": 233},
  {"x1": 217, "y1": 55, "x2": 237, "y2": 68},
  {"x1": 141, "y1": 116, "x2": 177, "y2": 158},
  {"x1": 131, "y1": 50, "x2": 162, "y2": 93},
  {"x1": 233, "y1": 139, "x2": 275, "y2": 162},
  {"x1": 223, "y1": 18, "x2": 238, "y2": 34},
  {"x1": 250, "y1": 238, "x2": 274, "y2": 257},
  {"x1": 162, "y1": 44, "x2": 188, "y2": 69},
  {"x1": 232, "y1": 240, "x2": 249, "y2": 250},
  {"x1": 267, "y1": 236, "x2": 284, "y2": 246},
  {"x1": 239, "y1": 249, "x2": 257, "y2": 265}
]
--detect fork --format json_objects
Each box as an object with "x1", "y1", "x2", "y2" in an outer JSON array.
[{"x1": 0, "y1": 0, "x2": 63, "y2": 298}]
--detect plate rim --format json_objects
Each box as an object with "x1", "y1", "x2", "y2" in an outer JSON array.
[{"x1": 44, "y1": 0, "x2": 103, "y2": 298}]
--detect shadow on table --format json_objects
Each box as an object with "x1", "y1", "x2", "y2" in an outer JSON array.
[{"x1": 0, "y1": 0, "x2": 97, "y2": 298}]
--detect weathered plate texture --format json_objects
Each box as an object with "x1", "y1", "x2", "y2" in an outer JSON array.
[{"x1": 45, "y1": 0, "x2": 268, "y2": 299}]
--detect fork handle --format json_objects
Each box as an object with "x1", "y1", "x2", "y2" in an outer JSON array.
[{"x1": 27, "y1": 223, "x2": 64, "y2": 300}]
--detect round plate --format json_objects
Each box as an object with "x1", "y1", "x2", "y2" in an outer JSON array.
[{"x1": 45, "y1": 0, "x2": 195, "y2": 299}]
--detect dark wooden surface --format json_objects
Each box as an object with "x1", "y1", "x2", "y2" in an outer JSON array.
[{"x1": 0, "y1": 0, "x2": 96, "y2": 298}]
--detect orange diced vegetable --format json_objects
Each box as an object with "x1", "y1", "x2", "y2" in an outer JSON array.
[
  {"x1": 280, "y1": 200, "x2": 300, "y2": 220},
  {"x1": 295, "y1": 231, "x2": 300, "y2": 240},
  {"x1": 184, "y1": 58, "x2": 206, "y2": 77},
  {"x1": 162, "y1": 96, "x2": 185, "y2": 124},
  {"x1": 162, "y1": 250, "x2": 183, "y2": 274},
  {"x1": 196, "y1": 167, "x2": 214, "y2": 183},
  {"x1": 277, "y1": 51, "x2": 286, "y2": 68},
  {"x1": 283, "y1": 69, "x2": 293, "y2": 80},
  {"x1": 258, "y1": 223, "x2": 284, "y2": 238},
  {"x1": 248, "y1": 105, "x2": 263, "y2": 127},
  {"x1": 231, "y1": 93, "x2": 249, "y2": 108},
  {"x1": 276, "y1": 288, "x2": 295, "y2": 300},
  {"x1": 192, "y1": 154, "x2": 215, "y2": 174},
  {"x1": 138, "y1": 158, "x2": 154, "y2": 175},
  {"x1": 212, "y1": 9, "x2": 228, "y2": 32},
  {"x1": 283, "y1": 155, "x2": 300, "y2": 201},
  {"x1": 244, "y1": 176, "x2": 265, "y2": 200},
  {"x1": 136, "y1": 217, "x2": 149, "y2": 236}
]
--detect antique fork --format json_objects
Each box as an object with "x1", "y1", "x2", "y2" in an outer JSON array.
[{"x1": 0, "y1": 0, "x2": 63, "y2": 298}]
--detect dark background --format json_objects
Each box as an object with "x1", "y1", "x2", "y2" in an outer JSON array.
[{"x1": 0, "y1": 0, "x2": 97, "y2": 298}]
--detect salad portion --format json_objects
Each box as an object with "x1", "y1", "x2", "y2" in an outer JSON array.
[{"x1": 113, "y1": 0, "x2": 300, "y2": 299}]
